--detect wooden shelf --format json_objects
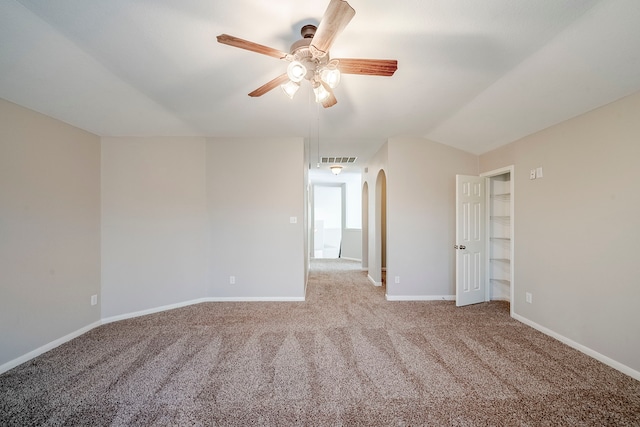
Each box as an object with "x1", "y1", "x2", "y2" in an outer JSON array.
[
  {"x1": 490, "y1": 258, "x2": 511, "y2": 263},
  {"x1": 490, "y1": 279, "x2": 511, "y2": 285},
  {"x1": 490, "y1": 237, "x2": 511, "y2": 241}
]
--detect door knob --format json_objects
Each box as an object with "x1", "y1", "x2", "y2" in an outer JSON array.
[{"x1": 459, "y1": 245, "x2": 466, "y2": 250}]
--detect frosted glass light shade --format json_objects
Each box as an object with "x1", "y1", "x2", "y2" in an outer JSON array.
[
  {"x1": 320, "y1": 68, "x2": 341, "y2": 88},
  {"x1": 281, "y1": 80, "x2": 300, "y2": 99},
  {"x1": 330, "y1": 165, "x2": 343, "y2": 175},
  {"x1": 287, "y1": 61, "x2": 306, "y2": 83},
  {"x1": 313, "y1": 84, "x2": 330, "y2": 103}
]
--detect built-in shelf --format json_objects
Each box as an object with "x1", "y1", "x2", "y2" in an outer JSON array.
[
  {"x1": 488, "y1": 172, "x2": 512, "y2": 302},
  {"x1": 491, "y1": 193, "x2": 511, "y2": 200}
]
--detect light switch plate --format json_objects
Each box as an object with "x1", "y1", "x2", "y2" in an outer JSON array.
[{"x1": 530, "y1": 169, "x2": 536, "y2": 180}]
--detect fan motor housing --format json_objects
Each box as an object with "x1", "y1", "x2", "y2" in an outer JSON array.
[{"x1": 290, "y1": 25, "x2": 329, "y2": 79}]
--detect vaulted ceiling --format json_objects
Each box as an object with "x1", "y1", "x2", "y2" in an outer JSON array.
[{"x1": 1, "y1": 0, "x2": 639, "y2": 165}]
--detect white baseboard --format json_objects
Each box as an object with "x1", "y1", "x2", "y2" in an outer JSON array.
[
  {"x1": 0, "y1": 320, "x2": 102, "y2": 375},
  {"x1": 367, "y1": 274, "x2": 382, "y2": 286},
  {"x1": 101, "y1": 296, "x2": 305, "y2": 324},
  {"x1": 385, "y1": 294, "x2": 455, "y2": 301},
  {"x1": 512, "y1": 313, "x2": 640, "y2": 381},
  {"x1": 102, "y1": 298, "x2": 211, "y2": 324},
  {"x1": 205, "y1": 296, "x2": 305, "y2": 302}
]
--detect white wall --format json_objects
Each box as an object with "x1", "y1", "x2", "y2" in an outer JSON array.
[
  {"x1": 480, "y1": 90, "x2": 640, "y2": 375},
  {"x1": 101, "y1": 137, "x2": 209, "y2": 318},
  {"x1": 0, "y1": 99, "x2": 101, "y2": 368},
  {"x1": 384, "y1": 138, "x2": 478, "y2": 298},
  {"x1": 341, "y1": 229, "x2": 362, "y2": 261},
  {"x1": 207, "y1": 138, "x2": 306, "y2": 300}
]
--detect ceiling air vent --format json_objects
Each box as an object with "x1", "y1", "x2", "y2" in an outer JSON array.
[{"x1": 321, "y1": 157, "x2": 357, "y2": 164}]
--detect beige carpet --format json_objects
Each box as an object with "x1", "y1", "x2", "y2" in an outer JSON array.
[{"x1": 1, "y1": 259, "x2": 639, "y2": 425}]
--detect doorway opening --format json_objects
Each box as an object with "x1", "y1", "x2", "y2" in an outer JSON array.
[
  {"x1": 455, "y1": 166, "x2": 514, "y2": 309},
  {"x1": 313, "y1": 184, "x2": 344, "y2": 259},
  {"x1": 361, "y1": 182, "x2": 369, "y2": 271},
  {"x1": 372, "y1": 169, "x2": 387, "y2": 287},
  {"x1": 482, "y1": 166, "x2": 514, "y2": 314}
]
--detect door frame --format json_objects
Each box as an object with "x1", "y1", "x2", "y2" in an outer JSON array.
[
  {"x1": 310, "y1": 183, "x2": 346, "y2": 259},
  {"x1": 481, "y1": 165, "x2": 515, "y2": 317}
]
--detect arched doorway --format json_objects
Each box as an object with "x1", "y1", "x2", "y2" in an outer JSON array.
[
  {"x1": 368, "y1": 169, "x2": 386, "y2": 286},
  {"x1": 361, "y1": 182, "x2": 369, "y2": 270}
]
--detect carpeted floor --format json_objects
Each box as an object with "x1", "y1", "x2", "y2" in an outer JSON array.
[{"x1": 1, "y1": 259, "x2": 639, "y2": 426}]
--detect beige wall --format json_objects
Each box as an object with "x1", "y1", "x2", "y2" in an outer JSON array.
[
  {"x1": 480, "y1": 91, "x2": 640, "y2": 374},
  {"x1": 207, "y1": 138, "x2": 306, "y2": 299},
  {"x1": 0, "y1": 99, "x2": 101, "y2": 368},
  {"x1": 101, "y1": 137, "x2": 209, "y2": 318},
  {"x1": 100, "y1": 136, "x2": 307, "y2": 318},
  {"x1": 384, "y1": 137, "x2": 478, "y2": 298}
]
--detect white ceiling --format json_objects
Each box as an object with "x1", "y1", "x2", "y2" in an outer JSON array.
[{"x1": 1, "y1": 0, "x2": 640, "y2": 167}]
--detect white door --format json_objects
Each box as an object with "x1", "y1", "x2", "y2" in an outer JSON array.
[{"x1": 455, "y1": 175, "x2": 487, "y2": 306}]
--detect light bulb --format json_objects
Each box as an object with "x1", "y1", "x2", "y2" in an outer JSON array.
[{"x1": 287, "y1": 61, "x2": 307, "y2": 83}]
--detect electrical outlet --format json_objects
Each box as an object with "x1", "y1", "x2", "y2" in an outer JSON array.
[
  {"x1": 290, "y1": 216, "x2": 297, "y2": 224},
  {"x1": 530, "y1": 169, "x2": 536, "y2": 180},
  {"x1": 91, "y1": 294, "x2": 98, "y2": 306},
  {"x1": 525, "y1": 292, "x2": 532, "y2": 304},
  {"x1": 229, "y1": 276, "x2": 236, "y2": 285},
  {"x1": 394, "y1": 276, "x2": 400, "y2": 284}
]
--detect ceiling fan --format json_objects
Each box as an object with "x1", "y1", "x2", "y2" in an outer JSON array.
[{"x1": 217, "y1": 0, "x2": 398, "y2": 108}]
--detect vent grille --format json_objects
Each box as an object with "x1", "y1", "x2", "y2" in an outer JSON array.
[{"x1": 321, "y1": 156, "x2": 357, "y2": 164}]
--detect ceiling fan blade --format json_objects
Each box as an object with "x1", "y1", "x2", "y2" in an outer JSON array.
[
  {"x1": 217, "y1": 34, "x2": 291, "y2": 60},
  {"x1": 336, "y1": 58, "x2": 398, "y2": 76},
  {"x1": 248, "y1": 74, "x2": 290, "y2": 97},
  {"x1": 321, "y1": 82, "x2": 337, "y2": 108},
  {"x1": 310, "y1": 0, "x2": 356, "y2": 58}
]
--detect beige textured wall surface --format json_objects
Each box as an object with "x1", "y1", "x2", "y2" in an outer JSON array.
[
  {"x1": 0, "y1": 99, "x2": 101, "y2": 367},
  {"x1": 101, "y1": 137, "x2": 209, "y2": 318},
  {"x1": 386, "y1": 137, "x2": 478, "y2": 298},
  {"x1": 480, "y1": 91, "x2": 640, "y2": 374},
  {"x1": 206, "y1": 137, "x2": 306, "y2": 299}
]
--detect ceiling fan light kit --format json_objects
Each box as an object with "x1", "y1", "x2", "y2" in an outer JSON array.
[{"x1": 217, "y1": 0, "x2": 397, "y2": 109}]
